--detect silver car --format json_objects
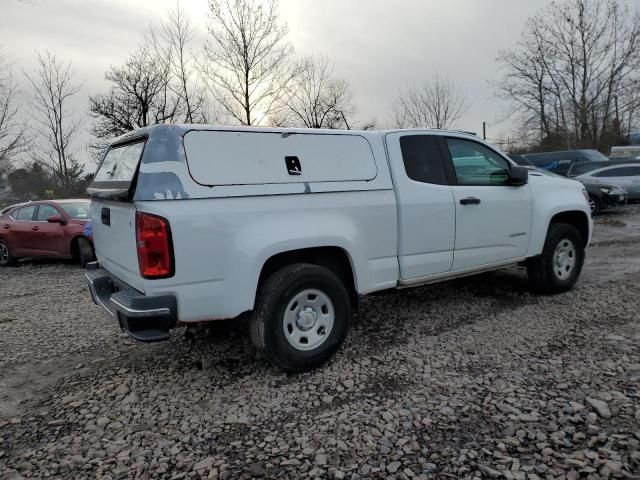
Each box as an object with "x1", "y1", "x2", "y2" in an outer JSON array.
[{"x1": 575, "y1": 164, "x2": 640, "y2": 201}]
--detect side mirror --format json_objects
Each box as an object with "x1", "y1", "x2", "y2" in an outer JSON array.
[
  {"x1": 47, "y1": 215, "x2": 66, "y2": 225},
  {"x1": 508, "y1": 165, "x2": 529, "y2": 186}
]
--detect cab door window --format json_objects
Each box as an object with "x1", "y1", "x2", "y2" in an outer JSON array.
[{"x1": 445, "y1": 138, "x2": 510, "y2": 186}]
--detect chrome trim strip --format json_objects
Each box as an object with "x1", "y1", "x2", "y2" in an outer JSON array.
[
  {"x1": 85, "y1": 271, "x2": 116, "y2": 318},
  {"x1": 110, "y1": 296, "x2": 171, "y2": 317}
]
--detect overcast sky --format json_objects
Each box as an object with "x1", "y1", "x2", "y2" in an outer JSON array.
[{"x1": 2, "y1": 0, "x2": 639, "y2": 161}]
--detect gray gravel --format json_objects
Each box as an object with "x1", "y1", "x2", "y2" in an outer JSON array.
[{"x1": 1, "y1": 207, "x2": 640, "y2": 479}]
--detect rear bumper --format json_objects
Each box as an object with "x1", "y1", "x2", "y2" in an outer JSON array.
[{"x1": 85, "y1": 261, "x2": 177, "y2": 342}]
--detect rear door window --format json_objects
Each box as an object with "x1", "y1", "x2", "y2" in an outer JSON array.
[
  {"x1": 399, "y1": 135, "x2": 447, "y2": 185},
  {"x1": 15, "y1": 205, "x2": 36, "y2": 221}
]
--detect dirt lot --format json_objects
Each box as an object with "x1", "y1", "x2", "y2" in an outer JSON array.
[{"x1": 1, "y1": 207, "x2": 640, "y2": 480}]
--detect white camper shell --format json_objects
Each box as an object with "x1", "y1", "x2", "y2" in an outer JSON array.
[{"x1": 86, "y1": 124, "x2": 592, "y2": 372}]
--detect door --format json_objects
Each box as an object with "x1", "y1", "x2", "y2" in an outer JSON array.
[
  {"x1": 9, "y1": 205, "x2": 38, "y2": 255},
  {"x1": 33, "y1": 204, "x2": 67, "y2": 255},
  {"x1": 386, "y1": 132, "x2": 455, "y2": 280},
  {"x1": 442, "y1": 137, "x2": 533, "y2": 271}
]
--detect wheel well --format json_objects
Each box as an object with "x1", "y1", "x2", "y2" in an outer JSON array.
[
  {"x1": 550, "y1": 211, "x2": 589, "y2": 247},
  {"x1": 258, "y1": 247, "x2": 358, "y2": 308}
]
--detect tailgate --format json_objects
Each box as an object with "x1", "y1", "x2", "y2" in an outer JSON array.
[
  {"x1": 90, "y1": 200, "x2": 144, "y2": 293},
  {"x1": 88, "y1": 137, "x2": 146, "y2": 292}
]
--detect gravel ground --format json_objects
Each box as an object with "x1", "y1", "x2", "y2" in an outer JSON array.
[{"x1": 1, "y1": 207, "x2": 640, "y2": 480}]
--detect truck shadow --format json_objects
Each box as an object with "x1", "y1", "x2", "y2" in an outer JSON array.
[
  {"x1": 175, "y1": 267, "x2": 536, "y2": 375},
  {"x1": 347, "y1": 267, "x2": 534, "y2": 352}
]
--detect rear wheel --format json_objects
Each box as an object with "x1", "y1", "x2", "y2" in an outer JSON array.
[
  {"x1": 77, "y1": 237, "x2": 94, "y2": 268},
  {"x1": 250, "y1": 263, "x2": 351, "y2": 372},
  {"x1": 588, "y1": 195, "x2": 600, "y2": 215},
  {"x1": 527, "y1": 223, "x2": 585, "y2": 294},
  {"x1": 0, "y1": 239, "x2": 16, "y2": 267}
]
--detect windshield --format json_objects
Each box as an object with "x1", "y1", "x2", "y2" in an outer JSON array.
[
  {"x1": 582, "y1": 150, "x2": 609, "y2": 162},
  {"x1": 93, "y1": 140, "x2": 145, "y2": 184},
  {"x1": 568, "y1": 161, "x2": 609, "y2": 177},
  {"x1": 60, "y1": 202, "x2": 91, "y2": 219}
]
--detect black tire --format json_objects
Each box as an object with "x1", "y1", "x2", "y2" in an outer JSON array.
[
  {"x1": 588, "y1": 195, "x2": 601, "y2": 215},
  {"x1": 527, "y1": 223, "x2": 585, "y2": 294},
  {"x1": 77, "y1": 237, "x2": 95, "y2": 268},
  {"x1": 0, "y1": 238, "x2": 16, "y2": 267},
  {"x1": 250, "y1": 263, "x2": 351, "y2": 373}
]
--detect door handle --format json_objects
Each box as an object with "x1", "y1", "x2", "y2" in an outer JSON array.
[
  {"x1": 101, "y1": 208, "x2": 110, "y2": 226},
  {"x1": 32, "y1": 226, "x2": 39, "y2": 231},
  {"x1": 2, "y1": 224, "x2": 8, "y2": 229},
  {"x1": 460, "y1": 197, "x2": 481, "y2": 205}
]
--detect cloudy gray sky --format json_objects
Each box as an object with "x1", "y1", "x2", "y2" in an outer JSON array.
[{"x1": 2, "y1": 0, "x2": 639, "y2": 162}]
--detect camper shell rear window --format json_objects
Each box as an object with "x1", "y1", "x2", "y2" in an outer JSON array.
[{"x1": 88, "y1": 139, "x2": 146, "y2": 198}]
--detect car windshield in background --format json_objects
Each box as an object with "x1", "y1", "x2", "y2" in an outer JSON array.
[
  {"x1": 568, "y1": 162, "x2": 608, "y2": 176},
  {"x1": 60, "y1": 202, "x2": 90, "y2": 219},
  {"x1": 582, "y1": 150, "x2": 610, "y2": 161},
  {"x1": 93, "y1": 141, "x2": 145, "y2": 184}
]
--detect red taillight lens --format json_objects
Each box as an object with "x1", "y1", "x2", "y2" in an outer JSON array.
[{"x1": 136, "y1": 212, "x2": 174, "y2": 279}]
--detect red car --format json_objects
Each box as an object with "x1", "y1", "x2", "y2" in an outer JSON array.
[{"x1": 0, "y1": 199, "x2": 94, "y2": 267}]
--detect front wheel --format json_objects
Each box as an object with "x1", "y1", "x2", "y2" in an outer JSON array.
[
  {"x1": 0, "y1": 238, "x2": 16, "y2": 267},
  {"x1": 250, "y1": 264, "x2": 351, "y2": 372},
  {"x1": 527, "y1": 223, "x2": 585, "y2": 294}
]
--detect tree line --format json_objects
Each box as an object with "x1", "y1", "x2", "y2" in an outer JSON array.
[
  {"x1": 1, "y1": 0, "x2": 639, "y2": 203},
  {"x1": 496, "y1": 0, "x2": 640, "y2": 152}
]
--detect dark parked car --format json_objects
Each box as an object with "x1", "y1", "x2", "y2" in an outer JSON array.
[
  {"x1": 523, "y1": 149, "x2": 609, "y2": 176},
  {"x1": 0, "y1": 199, "x2": 94, "y2": 267},
  {"x1": 579, "y1": 181, "x2": 626, "y2": 214},
  {"x1": 507, "y1": 158, "x2": 626, "y2": 214}
]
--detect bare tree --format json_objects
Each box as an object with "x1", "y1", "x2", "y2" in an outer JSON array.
[
  {"x1": 393, "y1": 75, "x2": 468, "y2": 129},
  {"x1": 0, "y1": 55, "x2": 28, "y2": 175},
  {"x1": 24, "y1": 51, "x2": 83, "y2": 189},
  {"x1": 151, "y1": 3, "x2": 209, "y2": 124},
  {"x1": 274, "y1": 55, "x2": 354, "y2": 129},
  {"x1": 496, "y1": 0, "x2": 640, "y2": 151},
  {"x1": 201, "y1": 0, "x2": 296, "y2": 126},
  {"x1": 90, "y1": 6, "x2": 211, "y2": 150},
  {"x1": 89, "y1": 44, "x2": 179, "y2": 140}
]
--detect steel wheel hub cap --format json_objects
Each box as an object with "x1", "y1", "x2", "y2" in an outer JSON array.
[
  {"x1": 283, "y1": 289, "x2": 334, "y2": 351},
  {"x1": 553, "y1": 239, "x2": 576, "y2": 280}
]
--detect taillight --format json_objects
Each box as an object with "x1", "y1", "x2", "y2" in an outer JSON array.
[{"x1": 136, "y1": 212, "x2": 174, "y2": 279}]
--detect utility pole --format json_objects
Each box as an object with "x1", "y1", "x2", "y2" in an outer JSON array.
[{"x1": 482, "y1": 121, "x2": 487, "y2": 140}]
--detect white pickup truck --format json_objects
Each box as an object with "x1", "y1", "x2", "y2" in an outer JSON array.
[{"x1": 86, "y1": 125, "x2": 592, "y2": 372}]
